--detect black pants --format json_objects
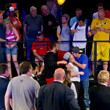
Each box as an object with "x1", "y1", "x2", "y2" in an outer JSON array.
[{"x1": 72, "y1": 81, "x2": 80, "y2": 99}]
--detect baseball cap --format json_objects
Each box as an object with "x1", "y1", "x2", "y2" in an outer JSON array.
[
  {"x1": 72, "y1": 47, "x2": 80, "y2": 53},
  {"x1": 62, "y1": 14, "x2": 70, "y2": 20},
  {"x1": 72, "y1": 47, "x2": 83, "y2": 53},
  {"x1": 63, "y1": 52, "x2": 71, "y2": 60},
  {"x1": 37, "y1": 31, "x2": 44, "y2": 36},
  {"x1": 9, "y1": 7, "x2": 15, "y2": 12}
]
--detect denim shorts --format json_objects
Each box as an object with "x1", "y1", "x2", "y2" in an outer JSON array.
[
  {"x1": 5, "y1": 45, "x2": 18, "y2": 55},
  {"x1": 35, "y1": 55, "x2": 45, "y2": 61}
]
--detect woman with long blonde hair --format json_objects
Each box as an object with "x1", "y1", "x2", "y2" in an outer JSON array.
[{"x1": 3, "y1": 19, "x2": 20, "y2": 77}]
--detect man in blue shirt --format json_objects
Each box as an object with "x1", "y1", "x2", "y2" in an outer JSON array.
[
  {"x1": 0, "y1": 14, "x2": 7, "y2": 63},
  {"x1": 70, "y1": 8, "x2": 88, "y2": 27},
  {"x1": 70, "y1": 47, "x2": 90, "y2": 110},
  {"x1": 70, "y1": 8, "x2": 82, "y2": 27}
]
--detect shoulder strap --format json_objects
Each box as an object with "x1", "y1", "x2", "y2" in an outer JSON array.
[
  {"x1": 14, "y1": 17, "x2": 18, "y2": 22},
  {"x1": 59, "y1": 24, "x2": 62, "y2": 34},
  {"x1": 6, "y1": 17, "x2": 18, "y2": 24},
  {"x1": 74, "y1": 22, "x2": 88, "y2": 37},
  {"x1": 75, "y1": 22, "x2": 78, "y2": 29},
  {"x1": 6, "y1": 18, "x2": 12, "y2": 23},
  {"x1": 85, "y1": 24, "x2": 88, "y2": 37}
]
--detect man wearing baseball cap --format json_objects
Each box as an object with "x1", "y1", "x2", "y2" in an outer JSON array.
[
  {"x1": 31, "y1": 31, "x2": 51, "y2": 75},
  {"x1": 57, "y1": 13, "x2": 70, "y2": 61},
  {"x1": 70, "y1": 47, "x2": 90, "y2": 110},
  {"x1": 7, "y1": 6, "x2": 22, "y2": 38}
]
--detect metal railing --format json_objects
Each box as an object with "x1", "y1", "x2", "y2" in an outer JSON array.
[{"x1": 0, "y1": 40, "x2": 110, "y2": 80}]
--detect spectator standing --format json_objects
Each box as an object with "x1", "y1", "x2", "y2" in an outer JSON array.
[
  {"x1": 71, "y1": 16, "x2": 90, "y2": 54},
  {"x1": 43, "y1": 42, "x2": 67, "y2": 84},
  {"x1": 92, "y1": 3, "x2": 110, "y2": 19},
  {"x1": 24, "y1": 6, "x2": 43, "y2": 60},
  {"x1": 70, "y1": 47, "x2": 90, "y2": 110},
  {"x1": 89, "y1": 9, "x2": 110, "y2": 76},
  {"x1": 57, "y1": 14, "x2": 70, "y2": 60},
  {"x1": 70, "y1": 8, "x2": 89, "y2": 27},
  {"x1": 0, "y1": 64, "x2": 10, "y2": 110},
  {"x1": 41, "y1": 5, "x2": 57, "y2": 41},
  {"x1": 6, "y1": 7, "x2": 22, "y2": 39},
  {"x1": 63, "y1": 52, "x2": 84, "y2": 100},
  {"x1": 63, "y1": 69, "x2": 77, "y2": 99},
  {"x1": 0, "y1": 14, "x2": 7, "y2": 63},
  {"x1": 3, "y1": 19, "x2": 20, "y2": 77},
  {"x1": 31, "y1": 31, "x2": 51, "y2": 75},
  {"x1": 37, "y1": 68, "x2": 80, "y2": 110},
  {"x1": 5, "y1": 61, "x2": 40, "y2": 110},
  {"x1": 6, "y1": 6, "x2": 23, "y2": 61},
  {"x1": 89, "y1": 70, "x2": 110, "y2": 110},
  {"x1": 70, "y1": 8, "x2": 82, "y2": 27}
]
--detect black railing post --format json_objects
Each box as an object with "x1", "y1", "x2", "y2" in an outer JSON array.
[
  {"x1": 0, "y1": 42, "x2": 2, "y2": 63},
  {"x1": 94, "y1": 41, "x2": 97, "y2": 81}
]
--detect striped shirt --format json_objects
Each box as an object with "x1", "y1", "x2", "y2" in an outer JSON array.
[{"x1": 6, "y1": 29, "x2": 16, "y2": 45}]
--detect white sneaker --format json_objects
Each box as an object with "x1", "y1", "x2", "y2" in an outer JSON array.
[
  {"x1": 85, "y1": 108, "x2": 90, "y2": 110},
  {"x1": 37, "y1": 72, "x2": 42, "y2": 75}
]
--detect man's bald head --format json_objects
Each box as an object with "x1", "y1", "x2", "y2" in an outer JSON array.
[
  {"x1": 98, "y1": 9, "x2": 105, "y2": 20},
  {"x1": 54, "y1": 68, "x2": 65, "y2": 81}
]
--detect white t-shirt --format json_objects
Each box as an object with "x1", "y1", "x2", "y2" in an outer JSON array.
[
  {"x1": 71, "y1": 22, "x2": 90, "y2": 49},
  {"x1": 68, "y1": 62, "x2": 80, "y2": 82},
  {"x1": 92, "y1": 12, "x2": 98, "y2": 19}
]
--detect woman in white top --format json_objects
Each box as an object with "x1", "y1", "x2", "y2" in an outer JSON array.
[{"x1": 63, "y1": 52, "x2": 84, "y2": 99}]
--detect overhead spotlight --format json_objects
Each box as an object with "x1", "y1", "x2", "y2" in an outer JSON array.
[{"x1": 57, "y1": 0, "x2": 66, "y2": 5}]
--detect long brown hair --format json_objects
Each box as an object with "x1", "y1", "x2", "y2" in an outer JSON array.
[{"x1": 63, "y1": 70, "x2": 72, "y2": 86}]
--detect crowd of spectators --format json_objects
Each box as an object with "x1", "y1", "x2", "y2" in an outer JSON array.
[
  {"x1": 0, "y1": 2, "x2": 110, "y2": 110},
  {"x1": 0, "y1": 3, "x2": 110, "y2": 74}
]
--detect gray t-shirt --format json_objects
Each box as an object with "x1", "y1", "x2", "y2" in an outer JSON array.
[
  {"x1": 57, "y1": 25, "x2": 70, "y2": 51},
  {"x1": 6, "y1": 75, "x2": 40, "y2": 110},
  {"x1": 25, "y1": 14, "x2": 43, "y2": 38}
]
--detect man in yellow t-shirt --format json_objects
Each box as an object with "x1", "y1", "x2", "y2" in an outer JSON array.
[{"x1": 88, "y1": 9, "x2": 110, "y2": 75}]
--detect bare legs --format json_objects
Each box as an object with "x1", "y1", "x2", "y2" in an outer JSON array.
[
  {"x1": 12, "y1": 55, "x2": 20, "y2": 75},
  {"x1": 6, "y1": 54, "x2": 20, "y2": 77},
  {"x1": 103, "y1": 62, "x2": 108, "y2": 71},
  {"x1": 6, "y1": 54, "x2": 12, "y2": 77},
  {"x1": 92, "y1": 61, "x2": 108, "y2": 76},
  {"x1": 35, "y1": 59, "x2": 44, "y2": 75}
]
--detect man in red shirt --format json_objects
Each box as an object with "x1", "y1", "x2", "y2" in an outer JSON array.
[{"x1": 32, "y1": 31, "x2": 50, "y2": 75}]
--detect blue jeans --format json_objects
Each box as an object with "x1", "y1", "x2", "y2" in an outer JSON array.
[
  {"x1": 25, "y1": 36, "x2": 36, "y2": 60},
  {"x1": 80, "y1": 79, "x2": 90, "y2": 109}
]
